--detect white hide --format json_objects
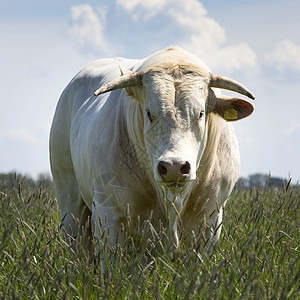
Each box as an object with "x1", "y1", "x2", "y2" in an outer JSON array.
[{"x1": 50, "y1": 46, "x2": 253, "y2": 248}]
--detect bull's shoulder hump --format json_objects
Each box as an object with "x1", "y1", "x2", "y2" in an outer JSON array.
[{"x1": 75, "y1": 58, "x2": 140, "y2": 80}]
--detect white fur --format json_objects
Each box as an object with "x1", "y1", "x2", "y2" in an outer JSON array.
[{"x1": 50, "y1": 47, "x2": 246, "y2": 248}]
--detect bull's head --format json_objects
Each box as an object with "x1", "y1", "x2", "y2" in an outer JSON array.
[{"x1": 94, "y1": 63, "x2": 254, "y2": 188}]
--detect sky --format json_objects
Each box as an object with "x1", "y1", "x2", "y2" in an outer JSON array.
[{"x1": 1, "y1": 0, "x2": 300, "y2": 182}]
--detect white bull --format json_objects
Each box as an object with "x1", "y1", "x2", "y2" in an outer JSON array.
[{"x1": 50, "y1": 46, "x2": 254, "y2": 248}]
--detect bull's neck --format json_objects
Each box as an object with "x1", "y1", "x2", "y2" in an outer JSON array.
[{"x1": 197, "y1": 112, "x2": 224, "y2": 182}]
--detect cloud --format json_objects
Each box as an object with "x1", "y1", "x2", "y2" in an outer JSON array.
[
  {"x1": 117, "y1": 0, "x2": 257, "y2": 72},
  {"x1": 265, "y1": 39, "x2": 300, "y2": 73},
  {"x1": 116, "y1": 0, "x2": 168, "y2": 18},
  {"x1": 183, "y1": 38, "x2": 257, "y2": 73},
  {"x1": 67, "y1": 1, "x2": 257, "y2": 72},
  {"x1": 68, "y1": 4, "x2": 115, "y2": 56}
]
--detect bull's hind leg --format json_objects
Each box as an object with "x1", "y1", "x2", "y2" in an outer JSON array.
[
  {"x1": 50, "y1": 155, "x2": 92, "y2": 245},
  {"x1": 53, "y1": 175, "x2": 91, "y2": 238},
  {"x1": 50, "y1": 115, "x2": 92, "y2": 243},
  {"x1": 53, "y1": 174, "x2": 91, "y2": 244}
]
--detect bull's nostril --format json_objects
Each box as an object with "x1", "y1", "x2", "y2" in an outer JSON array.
[
  {"x1": 180, "y1": 161, "x2": 190, "y2": 175},
  {"x1": 158, "y1": 162, "x2": 168, "y2": 176},
  {"x1": 157, "y1": 160, "x2": 191, "y2": 181}
]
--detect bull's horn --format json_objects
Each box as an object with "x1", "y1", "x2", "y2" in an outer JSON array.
[
  {"x1": 209, "y1": 73, "x2": 255, "y2": 100},
  {"x1": 94, "y1": 67, "x2": 144, "y2": 96}
]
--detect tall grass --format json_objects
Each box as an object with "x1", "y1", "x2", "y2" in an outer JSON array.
[{"x1": 0, "y1": 176, "x2": 299, "y2": 299}]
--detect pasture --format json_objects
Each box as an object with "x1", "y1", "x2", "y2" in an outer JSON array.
[{"x1": 0, "y1": 175, "x2": 299, "y2": 299}]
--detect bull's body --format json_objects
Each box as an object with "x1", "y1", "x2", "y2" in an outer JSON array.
[{"x1": 50, "y1": 47, "x2": 254, "y2": 248}]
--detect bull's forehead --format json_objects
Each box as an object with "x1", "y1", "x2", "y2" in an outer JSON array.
[{"x1": 142, "y1": 63, "x2": 210, "y2": 113}]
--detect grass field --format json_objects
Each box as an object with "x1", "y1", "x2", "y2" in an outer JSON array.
[{"x1": 0, "y1": 175, "x2": 299, "y2": 299}]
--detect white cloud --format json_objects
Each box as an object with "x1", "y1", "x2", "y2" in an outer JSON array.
[
  {"x1": 265, "y1": 39, "x2": 300, "y2": 73},
  {"x1": 167, "y1": 1, "x2": 223, "y2": 40},
  {"x1": 67, "y1": 1, "x2": 257, "y2": 72},
  {"x1": 183, "y1": 38, "x2": 257, "y2": 72},
  {"x1": 215, "y1": 43, "x2": 257, "y2": 71},
  {"x1": 117, "y1": 0, "x2": 168, "y2": 17},
  {"x1": 68, "y1": 4, "x2": 115, "y2": 56}
]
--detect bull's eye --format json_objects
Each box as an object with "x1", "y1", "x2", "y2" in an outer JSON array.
[
  {"x1": 197, "y1": 110, "x2": 205, "y2": 121},
  {"x1": 146, "y1": 109, "x2": 154, "y2": 123}
]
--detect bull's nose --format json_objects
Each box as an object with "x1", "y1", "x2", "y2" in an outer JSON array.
[{"x1": 157, "y1": 160, "x2": 191, "y2": 182}]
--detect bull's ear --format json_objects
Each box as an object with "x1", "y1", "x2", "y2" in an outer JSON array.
[
  {"x1": 214, "y1": 95, "x2": 254, "y2": 121},
  {"x1": 119, "y1": 65, "x2": 133, "y2": 76},
  {"x1": 119, "y1": 65, "x2": 143, "y2": 99}
]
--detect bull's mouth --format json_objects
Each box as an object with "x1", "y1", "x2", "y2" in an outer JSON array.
[
  {"x1": 156, "y1": 179, "x2": 194, "y2": 188},
  {"x1": 166, "y1": 182, "x2": 186, "y2": 188}
]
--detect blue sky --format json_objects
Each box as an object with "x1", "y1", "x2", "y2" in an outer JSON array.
[{"x1": 1, "y1": 0, "x2": 300, "y2": 182}]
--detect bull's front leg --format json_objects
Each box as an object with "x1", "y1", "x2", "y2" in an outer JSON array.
[
  {"x1": 91, "y1": 180, "x2": 126, "y2": 248},
  {"x1": 91, "y1": 200, "x2": 125, "y2": 248},
  {"x1": 204, "y1": 206, "x2": 224, "y2": 252}
]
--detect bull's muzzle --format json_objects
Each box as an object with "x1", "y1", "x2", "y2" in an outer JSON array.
[{"x1": 157, "y1": 159, "x2": 191, "y2": 186}]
